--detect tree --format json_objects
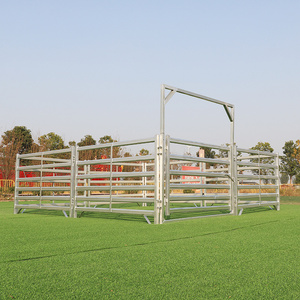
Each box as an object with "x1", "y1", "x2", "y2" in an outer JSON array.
[
  {"x1": 38, "y1": 132, "x2": 65, "y2": 151},
  {"x1": 250, "y1": 142, "x2": 274, "y2": 184},
  {"x1": 77, "y1": 135, "x2": 96, "y2": 161},
  {"x1": 98, "y1": 135, "x2": 120, "y2": 158},
  {"x1": 0, "y1": 136, "x2": 22, "y2": 179},
  {"x1": 0, "y1": 126, "x2": 33, "y2": 179},
  {"x1": 2, "y1": 126, "x2": 33, "y2": 154},
  {"x1": 77, "y1": 135, "x2": 96, "y2": 147},
  {"x1": 281, "y1": 140, "x2": 300, "y2": 184}
]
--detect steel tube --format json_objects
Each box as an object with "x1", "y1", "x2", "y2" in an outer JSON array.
[
  {"x1": 169, "y1": 195, "x2": 230, "y2": 201},
  {"x1": 77, "y1": 155, "x2": 155, "y2": 166},
  {"x1": 18, "y1": 148, "x2": 71, "y2": 158},
  {"x1": 76, "y1": 196, "x2": 155, "y2": 203},
  {"x1": 76, "y1": 185, "x2": 155, "y2": 191},
  {"x1": 170, "y1": 184, "x2": 229, "y2": 189},
  {"x1": 77, "y1": 137, "x2": 155, "y2": 152},
  {"x1": 237, "y1": 148, "x2": 278, "y2": 157},
  {"x1": 16, "y1": 186, "x2": 70, "y2": 192},
  {"x1": 170, "y1": 170, "x2": 229, "y2": 178},
  {"x1": 18, "y1": 176, "x2": 71, "y2": 182},
  {"x1": 164, "y1": 84, "x2": 234, "y2": 108},
  {"x1": 169, "y1": 137, "x2": 230, "y2": 151},
  {"x1": 77, "y1": 171, "x2": 155, "y2": 179},
  {"x1": 169, "y1": 154, "x2": 229, "y2": 165},
  {"x1": 76, "y1": 207, "x2": 155, "y2": 216}
]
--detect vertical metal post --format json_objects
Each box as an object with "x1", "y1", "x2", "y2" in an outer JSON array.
[
  {"x1": 229, "y1": 106, "x2": 237, "y2": 215},
  {"x1": 160, "y1": 84, "x2": 165, "y2": 136},
  {"x1": 154, "y1": 135, "x2": 160, "y2": 224},
  {"x1": 275, "y1": 154, "x2": 280, "y2": 211},
  {"x1": 109, "y1": 144, "x2": 113, "y2": 212},
  {"x1": 229, "y1": 145, "x2": 233, "y2": 213},
  {"x1": 83, "y1": 164, "x2": 87, "y2": 207},
  {"x1": 233, "y1": 144, "x2": 238, "y2": 215},
  {"x1": 159, "y1": 85, "x2": 168, "y2": 224},
  {"x1": 157, "y1": 85, "x2": 167, "y2": 224},
  {"x1": 142, "y1": 162, "x2": 146, "y2": 207},
  {"x1": 258, "y1": 152, "x2": 262, "y2": 205},
  {"x1": 39, "y1": 154, "x2": 44, "y2": 208},
  {"x1": 70, "y1": 146, "x2": 77, "y2": 218},
  {"x1": 154, "y1": 135, "x2": 164, "y2": 224},
  {"x1": 159, "y1": 134, "x2": 164, "y2": 224},
  {"x1": 14, "y1": 154, "x2": 20, "y2": 214},
  {"x1": 74, "y1": 146, "x2": 79, "y2": 217},
  {"x1": 165, "y1": 135, "x2": 171, "y2": 216},
  {"x1": 87, "y1": 164, "x2": 91, "y2": 201}
]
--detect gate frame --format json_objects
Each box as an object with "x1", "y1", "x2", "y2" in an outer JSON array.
[{"x1": 160, "y1": 84, "x2": 238, "y2": 221}]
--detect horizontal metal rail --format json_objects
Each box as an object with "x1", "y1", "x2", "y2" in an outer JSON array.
[
  {"x1": 238, "y1": 193, "x2": 278, "y2": 198},
  {"x1": 169, "y1": 154, "x2": 229, "y2": 165},
  {"x1": 170, "y1": 170, "x2": 229, "y2": 178},
  {"x1": 169, "y1": 205, "x2": 230, "y2": 213},
  {"x1": 76, "y1": 196, "x2": 155, "y2": 203},
  {"x1": 15, "y1": 204, "x2": 71, "y2": 210},
  {"x1": 16, "y1": 186, "x2": 71, "y2": 192},
  {"x1": 18, "y1": 176, "x2": 71, "y2": 182},
  {"x1": 169, "y1": 137, "x2": 230, "y2": 151},
  {"x1": 237, "y1": 174, "x2": 277, "y2": 180},
  {"x1": 77, "y1": 171, "x2": 155, "y2": 179},
  {"x1": 75, "y1": 206, "x2": 155, "y2": 216},
  {"x1": 15, "y1": 195, "x2": 70, "y2": 201},
  {"x1": 170, "y1": 184, "x2": 229, "y2": 189},
  {"x1": 20, "y1": 157, "x2": 70, "y2": 163},
  {"x1": 237, "y1": 148, "x2": 278, "y2": 157},
  {"x1": 17, "y1": 169, "x2": 71, "y2": 175},
  {"x1": 77, "y1": 155, "x2": 155, "y2": 166},
  {"x1": 18, "y1": 162, "x2": 72, "y2": 171},
  {"x1": 18, "y1": 148, "x2": 71, "y2": 158},
  {"x1": 79, "y1": 180, "x2": 154, "y2": 184},
  {"x1": 236, "y1": 161, "x2": 277, "y2": 169},
  {"x1": 237, "y1": 185, "x2": 276, "y2": 189},
  {"x1": 76, "y1": 185, "x2": 155, "y2": 191},
  {"x1": 77, "y1": 137, "x2": 155, "y2": 152},
  {"x1": 169, "y1": 194, "x2": 230, "y2": 201}
]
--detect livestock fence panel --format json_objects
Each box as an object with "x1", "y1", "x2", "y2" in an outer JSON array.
[
  {"x1": 14, "y1": 147, "x2": 74, "y2": 217},
  {"x1": 236, "y1": 147, "x2": 280, "y2": 213},
  {"x1": 164, "y1": 136, "x2": 234, "y2": 222},
  {"x1": 14, "y1": 137, "x2": 164, "y2": 224},
  {"x1": 74, "y1": 137, "x2": 163, "y2": 224}
]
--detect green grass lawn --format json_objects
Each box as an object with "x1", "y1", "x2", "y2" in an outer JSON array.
[{"x1": 0, "y1": 198, "x2": 299, "y2": 299}]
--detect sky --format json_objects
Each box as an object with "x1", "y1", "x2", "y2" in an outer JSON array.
[{"x1": 1, "y1": 1, "x2": 299, "y2": 154}]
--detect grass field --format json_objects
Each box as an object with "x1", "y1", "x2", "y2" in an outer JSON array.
[{"x1": 1, "y1": 197, "x2": 299, "y2": 299}]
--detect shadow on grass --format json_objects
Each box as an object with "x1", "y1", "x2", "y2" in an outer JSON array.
[{"x1": 19, "y1": 202, "x2": 278, "y2": 224}]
